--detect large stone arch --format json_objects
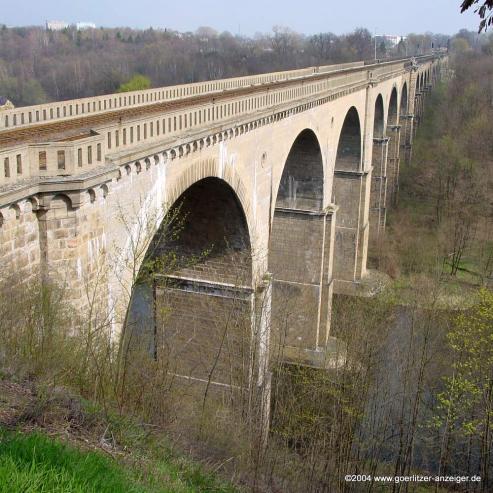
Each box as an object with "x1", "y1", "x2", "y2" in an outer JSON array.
[
  {"x1": 269, "y1": 128, "x2": 332, "y2": 355},
  {"x1": 400, "y1": 82, "x2": 409, "y2": 116},
  {"x1": 274, "y1": 128, "x2": 324, "y2": 211},
  {"x1": 333, "y1": 106, "x2": 362, "y2": 173},
  {"x1": 332, "y1": 106, "x2": 367, "y2": 285},
  {"x1": 166, "y1": 158, "x2": 254, "y2": 243},
  {"x1": 388, "y1": 87, "x2": 398, "y2": 127},
  {"x1": 126, "y1": 175, "x2": 256, "y2": 390},
  {"x1": 369, "y1": 94, "x2": 388, "y2": 238},
  {"x1": 373, "y1": 94, "x2": 385, "y2": 138},
  {"x1": 163, "y1": 177, "x2": 253, "y2": 285},
  {"x1": 111, "y1": 156, "x2": 257, "y2": 318},
  {"x1": 385, "y1": 86, "x2": 401, "y2": 208}
]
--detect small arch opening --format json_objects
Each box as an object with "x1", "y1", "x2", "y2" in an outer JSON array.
[{"x1": 88, "y1": 189, "x2": 96, "y2": 203}]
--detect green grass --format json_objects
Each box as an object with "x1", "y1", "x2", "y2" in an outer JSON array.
[
  {"x1": 0, "y1": 429, "x2": 236, "y2": 493},
  {"x1": 0, "y1": 430, "x2": 142, "y2": 493}
]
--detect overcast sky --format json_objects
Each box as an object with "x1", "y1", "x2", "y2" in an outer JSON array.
[{"x1": 2, "y1": 0, "x2": 479, "y2": 35}]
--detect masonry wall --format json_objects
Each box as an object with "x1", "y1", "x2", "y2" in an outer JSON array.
[
  {"x1": 269, "y1": 208, "x2": 333, "y2": 350},
  {"x1": 333, "y1": 171, "x2": 369, "y2": 282},
  {"x1": 0, "y1": 200, "x2": 40, "y2": 281},
  {"x1": 155, "y1": 281, "x2": 253, "y2": 389}
]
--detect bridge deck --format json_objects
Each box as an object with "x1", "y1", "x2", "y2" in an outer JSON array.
[
  {"x1": 0, "y1": 55, "x2": 440, "y2": 192},
  {"x1": 0, "y1": 57, "x2": 427, "y2": 148},
  {"x1": 0, "y1": 72, "x2": 363, "y2": 147}
]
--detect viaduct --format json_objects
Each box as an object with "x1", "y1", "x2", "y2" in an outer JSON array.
[{"x1": 0, "y1": 54, "x2": 446, "y2": 396}]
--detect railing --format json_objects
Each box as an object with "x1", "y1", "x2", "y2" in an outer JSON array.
[
  {"x1": 0, "y1": 61, "x2": 365, "y2": 132},
  {"x1": 0, "y1": 56, "x2": 441, "y2": 188}
]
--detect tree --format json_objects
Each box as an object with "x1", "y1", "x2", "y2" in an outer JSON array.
[
  {"x1": 117, "y1": 74, "x2": 151, "y2": 93},
  {"x1": 434, "y1": 288, "x2": 493, "y2": 491},
  {"x1": 461, "y1": 0, "x2": 493, "y2": 32},
  {"x1": 379, "y1": 39, "x2": 387, "y2": 57}
]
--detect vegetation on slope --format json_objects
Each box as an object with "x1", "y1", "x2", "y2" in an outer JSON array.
[{"x1": 0, "y1": 379, "x2": 237, "y2": 493}]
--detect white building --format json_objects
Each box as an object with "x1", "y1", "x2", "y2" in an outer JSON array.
[
  {"x1": 46, "y1": 20, "x2": 69, "y2": 31},
  {"x1": 383, "y1": 35, "x2": 407, "y2": 47},
  {"x1": 76, "y1": 22, "x2": 96, "y2": 30}
]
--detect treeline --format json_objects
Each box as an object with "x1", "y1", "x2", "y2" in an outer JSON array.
[
  {"x1": 0, "y1": 24, "x2": 455, "y2": 106},
  {"x1": 395, "y1": 50, "x2": 493, "y2": 283}
]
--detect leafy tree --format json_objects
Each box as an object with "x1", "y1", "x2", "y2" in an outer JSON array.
[
  {"x1": 461, "y1": 0, "x2": 493, "y2": 32},
  {"x1": 117, "y1": 74, "x2": 151, "y2": 93},
  {"x1": 0, "y1": 76, "x2": 47, "y2": 106},
  {"x1": 379, "y1": 39, "x2": 387, "y2": 57},
  {"x1": 451, "y1": 36, "x2": 471, "y2": 53},
  {"x1": 434, "y1": 288, "x2": 493, "y2": 490}
]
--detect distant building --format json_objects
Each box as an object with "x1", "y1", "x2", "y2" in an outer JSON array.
[
  {"x1": 46, "y1": 20, "x2": 69, "y2": 31},
  {"x1": 382, "y1": 35, "x2": 407, "y2": 47},
  {"x1": 76, "y1": 22, "x2": 96, "y2": 31}
]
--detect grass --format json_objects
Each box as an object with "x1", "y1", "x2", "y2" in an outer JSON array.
[{"x1": 0, "y1": 428, "x2": 237, "y2": 493}]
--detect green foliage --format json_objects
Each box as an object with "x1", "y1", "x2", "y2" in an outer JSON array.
[
  {"x1": 0, "y1": 430, "x2": 145, "y2": 492},
  {"x1": 0, "y1": 76, "x2": 47, "y2": 106},
  {"x1": 0, "y1": 429, "x2": 237, "y2": 493},
  {"x1": 435, "y1": 288, "x2": 493, "y2": 435},
  {"x1": 450, "y1": 37, "x2": 471, "y2": 53},
  {"x1": 117, "y1": 74, "x2": 152, "y2": 93}
]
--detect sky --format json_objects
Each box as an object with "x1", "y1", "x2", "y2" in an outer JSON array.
[{"x1": 2, "y1": 0, "x2": 479, "y2": 35}]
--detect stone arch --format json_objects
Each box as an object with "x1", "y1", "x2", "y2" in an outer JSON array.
[
  {"x1": 49, "y1": 194, "x2": 72, "y2": 211},
  {"x1": 388, "y1": 87, "x2": 399, "y2": 127},
  {"x1": 373, "y1": 94, "x2": 385, "y2": 138},
  {"x1": 274, "y1": 129, "x2": 324, "y2": 211},
  {"x1": 334, "y1": 106, "x2": 362, "y2": 172},
  {"x1": 100, "y1": 184, "x2": 109, "y2": 199},
  {"x1": 268, "y1": 129, "x2": 329, "y2": 352},
  {"x1": 26, "y1": 196, "x2": 40, "y2": 212},
  {"x1": 161, "y1": 177, "x2": 252, "y2": 285},
  {"x1": 332, "y1": 106, "x2": 366, "y2": 283},
  {"x1": 126, "y1": 177, "x2": 254, "y2": 387},
  {"x1": 166, "y1": 158, "x2": 253, "y2": 240},
  {"x1": 400, "y1": 82, "x2": 409, "y2": 116},
  {"x1": 87, "y1": 189, "x2": 96, "y2": 203},
  {"x1": 9, "y1": 203, "x2": 21, "y2": 219}
]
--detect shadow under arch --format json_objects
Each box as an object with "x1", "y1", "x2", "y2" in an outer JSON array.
[
  {"x1": 126, "y1": 176, "x2": 255, "y2": 389},
  {"x1": 400, "y1": 82, "x2": 408, "y2": 117},
  {"x1": 388, "y1": 87, "x2": 398, "y2": 127},
  {"x1": 332, "y1": 106, "x2": 367, "y2": 284},
  {"x1": 369, "y1": 94, "x2": 388, "y2": 239},
  {"x1": 160, "y1": 177, "x2": 252, "y2": 286},
  {"x1": 268, "y1": 128, "x2": 332, "y2": 354},
  {"x1": 275, "y1": 128, "x2": 324, "y2": 211},
  {"x1": 385, "y1": 86, "x2": 401, "y2": 211},
  {"x1": 373, "y1": 94, "x2": 385, "y2": 138},
  {"x1": 334, "y1": 107, "x2": 361, "y2": 172}
]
